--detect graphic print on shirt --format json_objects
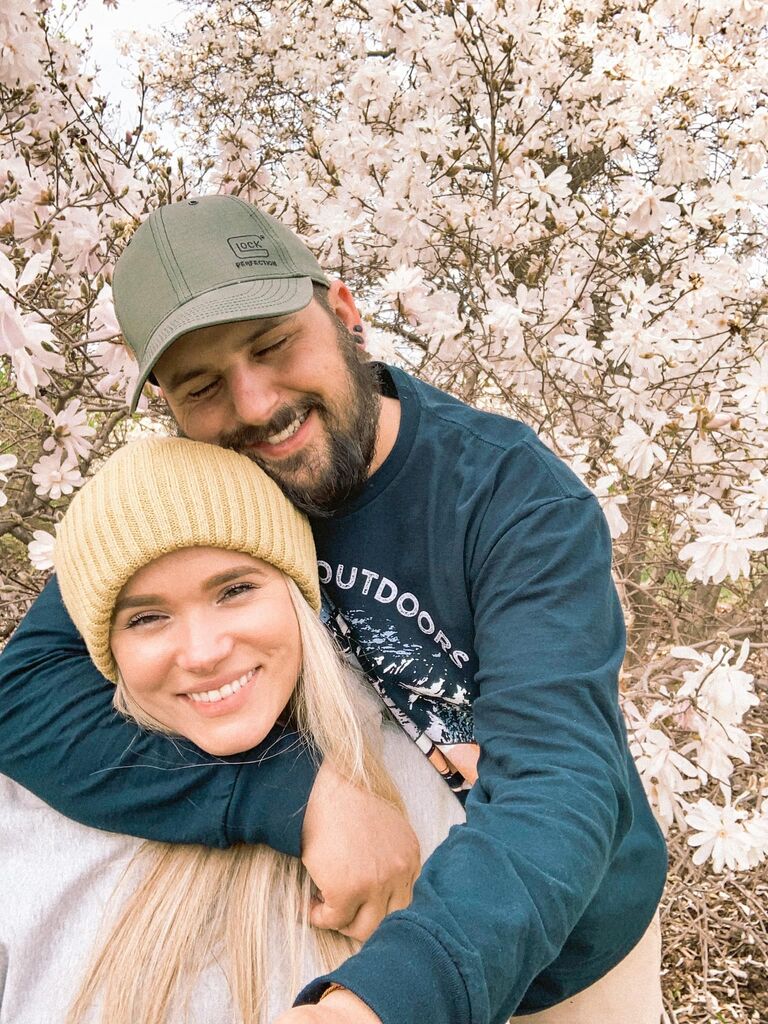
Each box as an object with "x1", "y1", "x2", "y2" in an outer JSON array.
[{"x1": 319, "y1": 561, "x2": 480, "y2": 789}]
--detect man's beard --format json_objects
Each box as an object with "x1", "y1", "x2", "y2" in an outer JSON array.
[{"x1": 218, "y1": 330, "x2": 381, "y2": 517}]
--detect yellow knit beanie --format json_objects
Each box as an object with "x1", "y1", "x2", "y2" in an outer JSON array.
[{"x1": 54, "y1": 436, "x2": 320, "y2": 682}]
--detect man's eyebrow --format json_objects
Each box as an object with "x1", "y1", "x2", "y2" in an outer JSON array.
[
  {"x1": 166, "y1": 365, "x2": 210, "y2": 393},
  {"x1": 165, "y1": 316, "x2": 297, "y2": 392}
]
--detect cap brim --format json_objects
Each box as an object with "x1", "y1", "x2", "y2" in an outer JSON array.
[{"x1": 128, "y1": 277, "x2": 314, "y2": 412}]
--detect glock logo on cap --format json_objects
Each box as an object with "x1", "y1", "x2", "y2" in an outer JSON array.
[{"x1": 227, "y1": 235, "x2": 271, "y2": 258}]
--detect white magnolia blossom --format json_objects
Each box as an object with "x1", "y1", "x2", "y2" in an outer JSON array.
[
  {"x1": 0, "y1": 291, "x2": 65, "y2": 397},
  {"x1": 0, "y1": 1, "x2": 46, "y2": 84},
  {"x1": 733, "y1": 356, "x2": 768, "y2": 417},
  {"x1": 626, "y1": 637, "x2": 765, "y2": 842},
  {"x1": 91, "y1": 340, "x2": 146, "y2": 407},
  {"x1": 27, "y1": 529, "x2": 56, "y2": 572},
  {"x1": 734, "y1": 471, "x2": 768, "y2": 524},
  {"x1": 673, "y1": 641, "x2": 759, "y2": 728},
  {"x1": 16, "y1": 252, "x2": 51, "y2": 290},
  {"x1": 679, "y1": 507, "x2": 768, "y2": 584},
  {"x1": 551, "y1": 324, "x2": 603, "y2": 382},
  {"x1": 57, "y1": 206, "x2": 102, "y2": 275},
  {"x1": 38, "y1": 399, "x2": 96, "y2": 461},
  {"x1": 87, "y1": 284, "x2": 121, "y2": 342},
  {"x1": 612, "y1": 421, "x2": 666, "y2": 480},
  {"x1": 513, "y1": 162, "x2": 572, "y2": 221},
  {"x1": 591, "y1": 474, "x2": 629, "y2": 538},
  {"x1": 483, "y1": 296, "x2": 530, "y2": 354},
  {"x1": 744, "y1": 806, "x2": 768, "y2": 866},
  {"x1": 0, "y1": 452, "x2": 17, "y2": 508},
  {"x1": 685, "y1": 799, "x2": 753, "y2": 873},
  {"x1": 31, "y1": 450, "x2": 84, "y2": 500},
  {"x1": 379, "y1": 265, "x2": 429, "y2": 323},
  {"x1": 624, "y1": 185, "x2": 681, "y2": 237},
  {"x1": 663, "y1": 643, "x2": 759, "y2": 788},
  {"x1": 693, "y1": 716, "x2": 751, "y2": 783},
  {"x1": 627, "y1": 711, "x2": 700, "y2": 830},
  {"x1": 0, "y1": 250, "x2": 17, "y2": 289}
]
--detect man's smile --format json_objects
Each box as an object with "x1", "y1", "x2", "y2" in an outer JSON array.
[
  {"x1": 247, "y1": 407, "x2": 316, "y2": 458},
  {"x1": 265, "y1": 410, "x2": 310, "y2": 446}
]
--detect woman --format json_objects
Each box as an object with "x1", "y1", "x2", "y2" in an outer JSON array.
[{"x1": 0, "y1": 436, "x2": 464, "y2": 1024}]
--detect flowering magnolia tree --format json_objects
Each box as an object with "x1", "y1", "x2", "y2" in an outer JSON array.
[
  {"x1": 1, "y1": 0, "x2": 135, "y2": 585},
  {"x1": 0, "y1": 0, "x2": 202, "y2": 626},
  {"x1": 1, "y1": 1, "x2": 767, "y2": 1006},
  {"x1": 145, "y1": 0, "x2": 768, "y2": 877}
]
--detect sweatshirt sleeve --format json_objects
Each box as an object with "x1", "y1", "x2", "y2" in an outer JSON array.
[
  {"x1": 296, "y1": 492, "x2": 631, "y2": 1023},
  {"x1": 0, "y1": 575, "x2": 317, "y2": 855}
]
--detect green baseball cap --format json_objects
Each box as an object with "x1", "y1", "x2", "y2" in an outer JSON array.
[{"x1": 113, "y1": 195, "x2": 330, "y2": 412}]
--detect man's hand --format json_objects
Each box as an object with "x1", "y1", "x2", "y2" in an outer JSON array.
[
  {"x1": 274, "y1": 989, "x2": 382, "y2": 1024},
  {"x1": 302, "y1": 760, "x2": 420, "y2": 941}
]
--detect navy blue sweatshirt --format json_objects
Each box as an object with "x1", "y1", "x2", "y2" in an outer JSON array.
[{"x1": 0, "y1": 365, "x2": 666, "y2": 1023}]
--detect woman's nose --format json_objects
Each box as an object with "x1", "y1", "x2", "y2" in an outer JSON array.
[{"x1": 175, "y1": 620, "x2": 234, "y2": 675}]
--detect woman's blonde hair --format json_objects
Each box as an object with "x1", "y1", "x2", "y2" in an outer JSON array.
[{"x1": 67, "y1": 578, "x2": 403, "y2": 1024}]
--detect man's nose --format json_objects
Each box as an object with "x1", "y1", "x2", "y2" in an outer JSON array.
[
  {"x1": 228, "y1": 363, "x2": 282, "y2": 427},
  {"x1": 175, "y1": 619, "x2": 234, "y2": 675}
]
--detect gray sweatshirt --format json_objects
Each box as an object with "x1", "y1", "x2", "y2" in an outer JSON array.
[{"x1": 0, "y1": 719, "x2": 465, "y2": 1024}]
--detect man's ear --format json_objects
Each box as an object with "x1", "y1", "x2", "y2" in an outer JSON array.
[{"x1": 327, "y1": 280, "x2": 364, "y2": 338}]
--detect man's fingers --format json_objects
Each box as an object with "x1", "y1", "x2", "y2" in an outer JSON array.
[
  {"x1": 309, "y1": 894, "x2": 363, "y2": 932},
  {"x1": 338, "y1": 902, "x2": 389, "y2": 943},
  {"x1": 311, "y1": 870, "x2": 417, "y2": 940},
  {"x1": 337, "y1": 877, "x2": 416, "y2": 942},
  {"x1": 315, "y1": 892, "x2": 391, "y2": 941}
]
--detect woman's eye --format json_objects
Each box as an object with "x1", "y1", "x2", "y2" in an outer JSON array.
[
  {"x1": 125, "y1": 612, "x2": 166, "y2": 629},
  {"x1": 220, "y1": 582, "x2": 257, "y2": 602}
]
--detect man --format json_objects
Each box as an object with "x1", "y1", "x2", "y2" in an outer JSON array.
[{"x1": 0, "y1": 195, "x2": 667, "y2": 1024}]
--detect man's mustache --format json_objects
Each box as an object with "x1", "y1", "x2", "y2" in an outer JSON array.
[{"x1": 220, "y1": 399, "x2": 319, "y2": 450}]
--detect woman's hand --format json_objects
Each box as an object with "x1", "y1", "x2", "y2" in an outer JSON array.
[{"x1": 274, "y1": 988, "x2": 382, "y2": 1023}]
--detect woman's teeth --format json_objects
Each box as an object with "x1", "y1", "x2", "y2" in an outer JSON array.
[
  {"x1": 266, "y1": 411, "x2": 308, "y2": 445},
  {"x1": 188, "y1": 668, "x2": 255, "y2": 704}
]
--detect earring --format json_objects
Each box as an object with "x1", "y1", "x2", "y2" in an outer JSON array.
[{"x1": 353, "y1": 324, "x2": 364, "y2": 334}]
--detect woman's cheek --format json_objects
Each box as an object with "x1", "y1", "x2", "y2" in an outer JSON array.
[{"x1": 115, "y1": 633, "x2": 171, "y2": 695}]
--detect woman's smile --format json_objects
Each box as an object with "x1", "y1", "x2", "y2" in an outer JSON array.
[{"x1": 183, "y1": 666, "x2": 258, "y2": 715}]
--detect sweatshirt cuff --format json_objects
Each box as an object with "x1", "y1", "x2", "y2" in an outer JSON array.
[
  {"x1": 223, "y1": 729, "x2": 319, "y2": 856},
  {"x1": 294, "y1": 914, "x2": 475, "y2": 1024}
]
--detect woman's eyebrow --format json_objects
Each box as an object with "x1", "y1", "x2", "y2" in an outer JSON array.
[
  {"x1": 114, "y1": 593, "x2": 165, "y2": 613},
  {"x1": 203, "y1": 566, "x2": 270, "y2": 589},
  {"x1": 113, "y1": 567, "x2": 268, "y2": 613}
]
